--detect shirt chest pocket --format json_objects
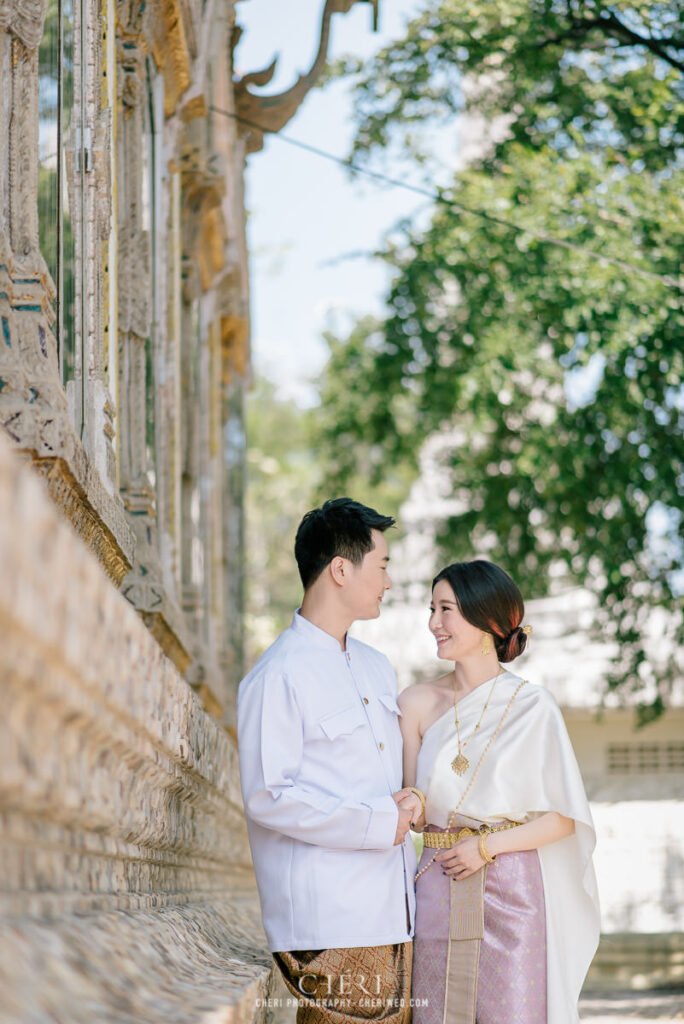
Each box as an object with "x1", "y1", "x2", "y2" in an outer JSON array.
[
  {"x1": 318, "y1": 704, "x2": 367, "y2": 741},
  {"x1": 375, "y1": 692, "x2": 402, "y2": 747},
  {"x1": 377, "y1": 693, "x2": 402, "y2": 718}
]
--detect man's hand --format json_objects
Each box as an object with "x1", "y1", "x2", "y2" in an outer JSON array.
[{"x1": 392, "y1": 789, "x2": 423, "y2": 845}]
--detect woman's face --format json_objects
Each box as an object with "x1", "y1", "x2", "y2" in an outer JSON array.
[{"x1": 429, "y1": 578, "x2": 483, "y2": 661}]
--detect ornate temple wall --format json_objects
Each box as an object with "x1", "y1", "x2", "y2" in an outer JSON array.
[
  {"x1": 0, "y1": 0, "x2": 250, "y2": 718},
  {"x1": 0, "y1": 1, "x2": 265, "y2": 1005},
  {"x1": 0, "y1": 0, "x2": 251, "y2": 1016},
  {"x1": 0, "y1": 0, "x2": 380, "y2": 1017}
]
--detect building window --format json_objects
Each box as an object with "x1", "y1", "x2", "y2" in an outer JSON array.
[
  {"x1": 38, "y1": 0, "x2": 82, "y2": 425},
  {"x1": 607, "y1": 742, "x2": 684, "y2": 774},
  {"x1": 144, "y1": 59, "x2": 166, "y2": 494}
]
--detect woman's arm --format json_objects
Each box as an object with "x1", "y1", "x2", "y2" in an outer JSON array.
[
  {"x1": 437, "y1": 811, "x2": 575, "y2": 878},
  {"x1": 487, "y1": 811, "x2": 574, "y2": 855},
  {"x1": 397, "y1": 686, "x2": 429, "y2": 830}
]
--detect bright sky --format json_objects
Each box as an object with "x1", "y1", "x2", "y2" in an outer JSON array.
[{"x1": 235, "y1": 0, "x2": 434, "y2": 404}]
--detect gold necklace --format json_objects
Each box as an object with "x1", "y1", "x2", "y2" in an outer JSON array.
[
  {"x1": 415, "y1": 678, "x2": 528, "y2": 883},
  {"x1": 450, "y1": 666, "x2": 503, "y2": 775}
]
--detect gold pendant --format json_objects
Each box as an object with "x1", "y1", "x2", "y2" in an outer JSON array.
[{"x1": 451, "y1": 753, "x2": 469, "y2": 775}]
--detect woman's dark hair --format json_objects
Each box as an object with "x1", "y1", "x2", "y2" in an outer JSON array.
[
  {"x1": 295, "y1": 497, "x2": 395, "y2": 590},
  {"x1": 432, "y1": 560, "x2": 528, "y2": 662}
]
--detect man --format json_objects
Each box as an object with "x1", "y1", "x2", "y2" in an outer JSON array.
[{"x1": 238, "y1": 498, "x2": 420, "y2": 1024}]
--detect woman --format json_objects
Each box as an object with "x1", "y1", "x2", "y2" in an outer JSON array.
[{"x1": 401, "y1": 560, "x2": 599, "y2": 1024}]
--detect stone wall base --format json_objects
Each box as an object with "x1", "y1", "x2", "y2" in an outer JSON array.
[{"x1": 0, "y1": 897, "x2": 273, "y2": 1023}]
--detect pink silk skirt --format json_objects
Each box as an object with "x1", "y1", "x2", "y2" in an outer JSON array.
[{"x1": 412, "y1": 830, "x2": 547, "y2": 1024}]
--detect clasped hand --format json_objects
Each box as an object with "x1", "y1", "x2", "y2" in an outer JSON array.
[
  {"x1": 435, "y1": 836, "x2": 484, "y2": 879},
  {"x1": 392, "y1": 789, "x2": 424, "y2": 845}
]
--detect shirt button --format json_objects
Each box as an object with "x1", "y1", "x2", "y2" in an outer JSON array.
[
  {"x1": 379, "y1": 742, "x2": 385, "y2": 750},
  {"x1": 363, "y1": 697, "x2": 369, "y2": 705}
]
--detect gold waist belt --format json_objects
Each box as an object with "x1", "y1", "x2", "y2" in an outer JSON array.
[{"x1": 422, "y1": 820, "x2": 522, "y2": 849}]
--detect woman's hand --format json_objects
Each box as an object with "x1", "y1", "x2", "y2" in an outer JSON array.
[
  {"x1": 435, "y1": 812, "x2": 576, "y2": 878},
  {"x1": 435, "y1": 836, "x2": 484, "y2": 879}
]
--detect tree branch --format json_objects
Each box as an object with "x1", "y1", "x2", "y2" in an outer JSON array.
[
  {"x1": 535, "y1": 10, "x2": 684, "y2": 74},
  {"x1": 600, "y1": 9, "x2": 684, "y2": 74}
]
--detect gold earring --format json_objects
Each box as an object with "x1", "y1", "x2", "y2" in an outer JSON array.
[{"x1": 481, "y1": 632, "x2": 492, "y2": 655}]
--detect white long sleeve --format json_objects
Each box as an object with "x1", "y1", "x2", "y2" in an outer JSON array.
[{"x1": 239, "y1": 670, "x2": 398, "y2": 850}]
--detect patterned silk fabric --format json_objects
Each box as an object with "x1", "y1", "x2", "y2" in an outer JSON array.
[
  {"x1": 413, "y1": 834, "x2": 547, "y2": 1024},
  {"x1": 275, "y1": 943, "x2": 413, "y2": 1024}
]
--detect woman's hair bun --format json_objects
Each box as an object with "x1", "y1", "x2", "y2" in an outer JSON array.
[{"x1": 494, "y1": 625, "x2": 528, "y2": 663}]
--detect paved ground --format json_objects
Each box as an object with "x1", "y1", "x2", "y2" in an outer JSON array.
[{"x1": 580, "y1": 990, "x2": 684, "y2": 1022}]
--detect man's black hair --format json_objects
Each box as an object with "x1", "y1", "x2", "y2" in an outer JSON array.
[{"x1": 294, "y1": 498, "x2": 395, "y2": 590}]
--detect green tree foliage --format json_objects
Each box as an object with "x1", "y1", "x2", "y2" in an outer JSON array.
[
  {"x1": 245, "y1": 371, "x2": 414, "y2": 659},
  {"x1": 317, "y1": 318, "x2": 420, "y2": 514},
  {"x1": 317, "y1": 0, "x2": 684, "y2": 715},
  {"x1": 245, "y1": 376, "x2": 320, "y2": 658}
]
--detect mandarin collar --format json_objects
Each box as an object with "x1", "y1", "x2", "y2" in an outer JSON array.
[{"x1": 291, "y1": 609, "x2": 348, "y2": 652}]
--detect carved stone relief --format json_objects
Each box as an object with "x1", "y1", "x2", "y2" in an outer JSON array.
[
  {"x1": 0, "y1": 0, "x2": 48, "y2": 51},
  {"x1": 0, "y1": 33, "x2": 10, "y2": 251},
  {"x1": 113, "y1": 12, "x2": 201, "y2": 677},
  {"x1": 9, "y1": 40, "x2": 44, "y2": 267},
  {"x1": 2, "y1": 36, "x2": 74, "y2": 463},
  {"x1": 116, "y1": 70, "x2": 152, "y2": 501},
  {"x1": 93, "y1": 108, "x2": 113, "y2": 241},
  {"x1": 0, "y1": 0, "x2": 134, "y2": 586}
]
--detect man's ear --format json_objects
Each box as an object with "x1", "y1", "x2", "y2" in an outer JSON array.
[{"x1": 329, "y1": 556, "x2": 346, "y2": 587}]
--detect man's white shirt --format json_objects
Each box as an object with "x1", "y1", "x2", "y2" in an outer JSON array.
[{"x1": 237, "y1": 611, "x2": 416, "y2": 952}]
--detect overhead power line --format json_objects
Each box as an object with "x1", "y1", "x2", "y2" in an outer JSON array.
[{"x1": 210, "y1": 104, "x2": 683, "y2": 293}]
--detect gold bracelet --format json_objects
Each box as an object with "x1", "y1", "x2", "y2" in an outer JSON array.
[
  {"x1": 478, "y1": 833, "x2": 495, "y2": 864},
  {"x1": 407, "y1": 787, "x2": 426, "y2": 816}
]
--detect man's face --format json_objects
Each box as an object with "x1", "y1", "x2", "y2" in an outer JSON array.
[{"x1": 344, "y1": 528, "x2": 392, "y2": 620}]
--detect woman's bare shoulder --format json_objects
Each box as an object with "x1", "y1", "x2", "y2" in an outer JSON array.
[{"x1": 398, "y1": 674, "x2": 452, "y2": 714}]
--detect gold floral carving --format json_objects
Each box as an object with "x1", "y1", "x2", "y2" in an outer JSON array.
[
  {"x1": 153, "y1": 0, "x2": 192, "y2": 118},
  {"x1": 31, "y1": 455, "x2": 132, "y2": 586},
  {"x1": 221, "y1": 315, "x2": 249, "y2": 380},
  {"x1": 180, "y1": 159, "x2": 226, "y2": 293},
  {"x1": 140, "y1": 610, "x2": 192, "y2": 675},
  {"x1": 180, "y1": 93, "x2": 208, "y2": 123},
  {"x1": 198, "y1": 206, "x2": 226, "y2": 292}
]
